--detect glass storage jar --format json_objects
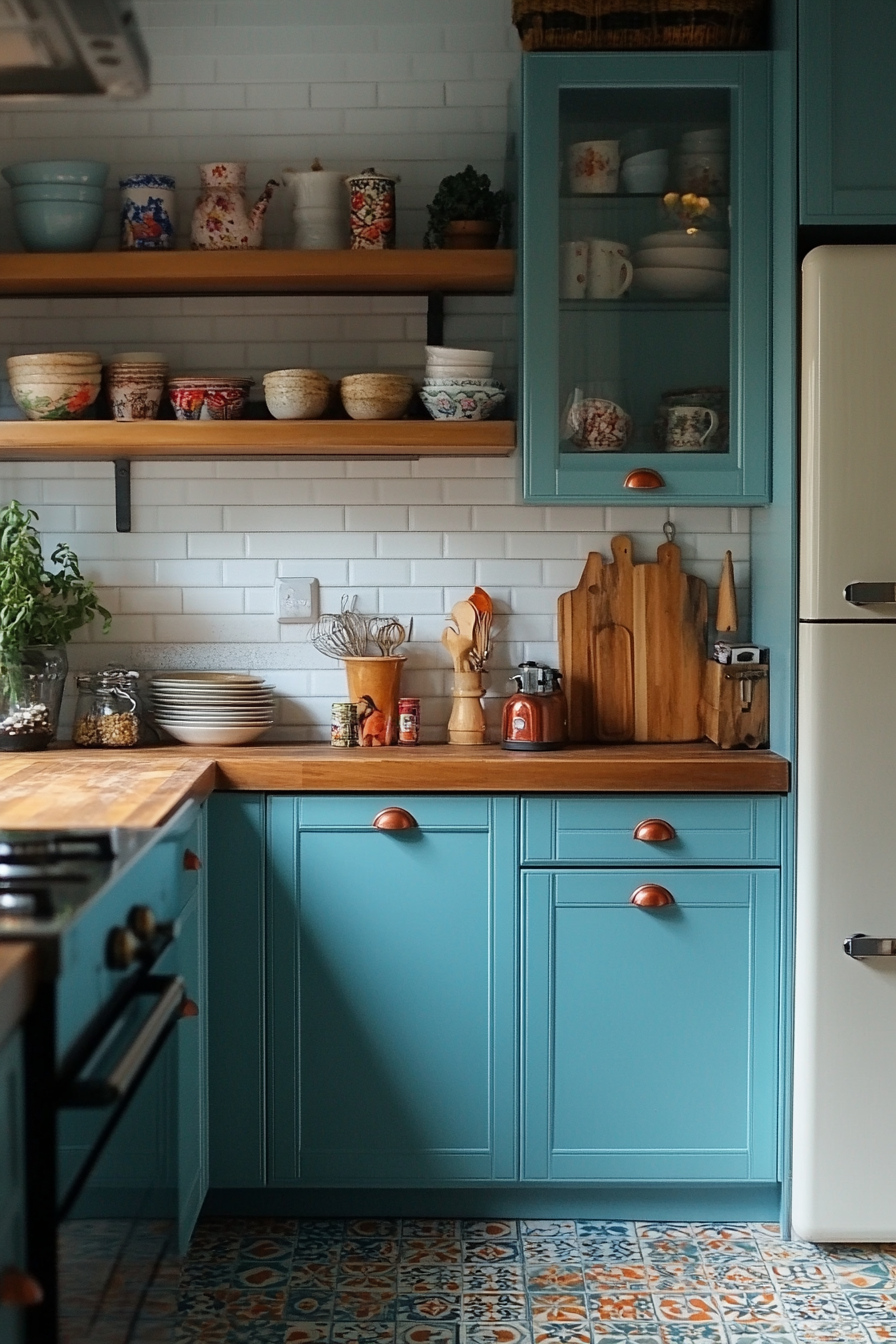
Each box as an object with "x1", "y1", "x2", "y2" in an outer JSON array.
[{"x1": 72, "y1": 666, "x2": 145, "y2": 748}]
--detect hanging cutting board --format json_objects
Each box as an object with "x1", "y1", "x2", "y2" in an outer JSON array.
[
  {"x1": 589, "y1": 535, "x2": 635, "y2": 743},
  {"x1": 557, "y1": 551, "x2": 603, "y2": 741},
  {"x1": 633, "y1": 539, "x2": 708, "y2": 742}
]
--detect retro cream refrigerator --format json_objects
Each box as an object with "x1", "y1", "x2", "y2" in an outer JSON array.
[{"x1": 793, "y1": 246, "x2": 896, "y2": 1240}]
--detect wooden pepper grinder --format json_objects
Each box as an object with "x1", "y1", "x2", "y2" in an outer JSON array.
[{"x1": 716, "y1": 550, "x2": 738, "y2": 633}]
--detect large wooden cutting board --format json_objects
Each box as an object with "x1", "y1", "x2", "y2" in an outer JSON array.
[
  {"x1": 558, "y1": 551, "x2": 603, "y2": 741},
  {"x1": 589, "y1": 535, "x2": 635, "y2": 743},
  {"x1": 633, "y1": 540, "x2": 708, "y2": 742}
]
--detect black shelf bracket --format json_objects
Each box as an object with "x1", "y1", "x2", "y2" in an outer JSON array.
[
  {"x1": 114, "y1": 459, "x2": 131, "y2": 533},
  {"x1": 426, "y1": 293, "x2": 444, "y2": 347}
]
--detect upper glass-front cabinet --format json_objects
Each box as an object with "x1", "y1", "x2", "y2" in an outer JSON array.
[{"x1": 521, "y1": 54, "x2": 772, "y2": 505}]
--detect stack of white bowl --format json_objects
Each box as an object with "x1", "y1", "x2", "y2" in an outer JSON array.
[
  {"x1": 677, "y1": 127, "x2": 728, "y2": 195},
  {"x1": 631, "y1": 230, "x2": 729, "y2": 300},
  {"x1": 150, "y1": 673, "x2": 274, "y2": 745},
  {"x1": 7, "y1": 351, "x2": 102, "y2": 421},
  {"x1": 420, "y1": 345, "x2": 505, "y2": 422}
]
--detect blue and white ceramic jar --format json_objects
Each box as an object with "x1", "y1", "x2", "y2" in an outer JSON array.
[{"x1": 120, "y1": 173, "x2": 176, "y2": 250}]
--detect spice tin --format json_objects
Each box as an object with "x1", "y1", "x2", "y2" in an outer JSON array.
[
  {"x1": 398, "y1": 697, "x2": 420, "y2": 746},
  {"x1": 331, "y1": 699, "x2": 358, "y2": 748}
]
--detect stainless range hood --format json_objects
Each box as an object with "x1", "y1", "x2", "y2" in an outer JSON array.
[{"x1": 0, "y1": 0, "x2": 149, "y2": 98}]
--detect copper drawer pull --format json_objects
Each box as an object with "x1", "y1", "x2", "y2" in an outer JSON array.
[
  {"x1": 623, "y1": 468, "x2": 665, "y2": 490},
  {"x1": 630, "y1": 883, "x2": 675, "y2": 908},
  {"x1": 372, "y1": 807, "x2": 418, "y2": 831},
  {"x1": 633, "y1": 818, "x2": 676, "y2": 843},
  {"x1": 181, "y1": 998, "x2": 200, "y2": 1018},
  {"x1": 183, "y1": 849, "x2": 202, "y2": 871},
  {"x1": 0, "y1": 1268, "x2": 44, "y2": 1307}
]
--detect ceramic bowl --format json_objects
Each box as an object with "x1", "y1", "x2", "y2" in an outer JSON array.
[
  {"x1": 263, "y1": 377, "x2": 330, "y2": 420},
  {"x1": 677, "y1": 152, "x2": 728, "y2": 194},
  {"x1": 624, "y1": 148, "x2": 668, "y2": 168},
  {"x1": 8, "y1": 350, "x2": 101, "y2": 368},
  {"x1": 425, "y1": 345, "x2": 493, "y2": 366},
  {"x1": 9, "y1": 377, "x2": 101, "y2": 421},
  {"x1": 156, "y1": 723, "x2": 272, "y2": 745},
  {"x1": 340, "y1": 374, "x2": 413, "y2": 421},
  {"x1": 110, "y1": 351, "x2": 168, "y2": 364},
  {"x1": 2, "y1": 159, "x2": 109, "y2": 188},
  {"x1": 10, "y1": 183, "x2": 105, "y2": 204},
  {"x1": 168, "y1": 376, "x2": 253, "y2": 420},
  {"x1": 680, "y1": 128, "x2": 727, "y2": 151},
  {"x1": 12, "y1": 199, "x2": 104, "y2": 252},
  {"x1": 638, "y1": 230, "x2": 725, "y2": 251},
  {"x1": 107, "y1": 383, "x2": 164, "y2": 422},
  {"x1": 420, "y1": 382, "x2": 506, "y2": 422},
  {"x1": 621, "y1": 161, "x2": 669, "y2": 194},
  {"x1": 634, "y1": 247, "x2": 729, "y2": 272},
  {"x1": 631, "y1": 266, "x2": 729, "y2": 300}
]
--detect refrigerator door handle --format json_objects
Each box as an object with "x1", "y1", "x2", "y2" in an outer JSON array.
[
  {"x1": 844, "y1": 583, "x2": 896, "y2": 605},
  {"x1": 844, "y1": 934, "x2": 896, "y2": 959}
]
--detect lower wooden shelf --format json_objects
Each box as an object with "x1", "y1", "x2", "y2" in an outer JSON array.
[{"x1": 0, "y1": 418, "x2": 516, "y2": 459}]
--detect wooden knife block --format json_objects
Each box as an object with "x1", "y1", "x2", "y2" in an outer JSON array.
[{"x1": 700, "y1": 661, "x2": 769, "y2": 750}]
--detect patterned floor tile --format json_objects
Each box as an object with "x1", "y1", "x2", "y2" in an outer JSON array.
[
  {"x1": 767, "y1": 1263, "x2": 835, "y2": 1291},
  {"x1": 398, "y1": 1295, "x2": 463, "y2": 1321},
  {"x1": 350, "y1": 1221, "x2": 402, "y2": 1240},
  {"x1": 398, "y1": 1326, "x2": 459, "y2": 1344},
  {"x1": 726, "y1": 1330, "x2": 797, "y2": 1342},
  {"x1": 652, "y1": 1295, "x2": 721, "y2": 1324},
  {"x1": 591, "y1": 1328, "x2": 661, "y2": 1343},
  {"x1": 578, "y1": 1241, "x2": 642, "y2": 1267},
  {"x1": 465, "y1": 1266, "x2": 526, "y2": 1293},
  {"x1": 463, "y1": 1293, "x2": 531, "y2": 1321},
  {"x1": 233, "y1": 1261, "x2": 291, "y2": 1289},
  {"x1": 464, "y1": 1222, "x2": 519, "y2": 1242},
  {"x1": 283, "y1": 1327, "x2": 330, "y2": 1343},
  {"x1": 864, "y1": 1327, "x2": 896, "y2": 1342},
  {"x1": 578, "y1": 1224, "x2": 636, "y2": 1242},
  {"x1": 532, "y1": 1328, "x2": 593, "y2": 1344},
  {"x1": 521, "y1": 1222, "x2": 579, "y2": 1239},
  {"x1": 644, "y1": 1262, "x2": 710, "y2": 1292},
  {"x1": 526, "y1": 1265, "x2": 585, "y2": 1293},
  {"x1": 658, "y1": 1326, "x2": 726, "y2": 1344},
  {"x1": 634, "y1": 1226, "x2": 693, "y2": 1245},
  {"x1": 403, "y1": 1222, "x2": 461, "y2": 1240},
  {"x1": 461, "y1": 1325, "x2": 533, "y2": 1344},
  {"x1": 330, "y1": 1325, "x2": 397, "y2": 1344},
  {"x1": 717, "y1": 1292, "x2": 786, "y2": 1323},
  {"x1": 640, "y1": 1242, "x2": 701, "y2": 1264},
  {"x1": 465, "y1": 1244, "x2": 522, "y2": 1266},
  {"x1": 848, "y1": 1291, "x2": 896, "y2": 1320},
  {"x1": 779, "y1": 1290, "x2": 857, "y2": 1322},
  {"x1": 239, "y1": 1235, "x2": 296, "y2": 1262},
  {"x1": 702, "y1": 1255, "x2": 773, "y2": 1290},
  {"x1": 588, "y1": 1294, "x2": 656, "y2": 1323},
  {"x1": 524, "y1": 1239, "x2": 580, "y2": 1264},
  {"x1": 345, "y1": 1241, "x2": 402, "y2": 1264},
  {"x1": 832, "y1": 1261, "x2": 896, "y2": 1290},
  {"x1": 293, "y1": 1241, "x2": 343, "y2": 1265},
  {"x1": 402, "y1": 1267, "x2": 464, "y2": 1295},
  {"x1": 291, "y1": 1263, "x2": 340, "y2": 1291},
  {"x1": 284, "y1": 1289, "x2": 334, "y2": 1318},
  {"x1": 403, "y1": 1241, "x2": 464, "y2": 1266},
  {"x1": 530, "y1": 1293, "x2": 589, "y2": 1324},
  {"x1": 582, "y1": 1267, "x2": 648, "y2": 1292},
  {"x1": 339, "y1": 1263, "x2": 400, "y2": 1290},
  {"x1": 333, "y1": 1290, "x2": 398, "y2": 1321}
]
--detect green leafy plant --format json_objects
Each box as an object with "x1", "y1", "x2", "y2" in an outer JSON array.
[
  {"x1": 423, "y1": 165, "x2": 512, "y2": 249},
  {"x1": 0, "y1": 500, "x2": 111, "y2": 654}
]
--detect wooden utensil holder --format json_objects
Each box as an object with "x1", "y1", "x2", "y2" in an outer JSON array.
[
  {"x1": 343, "y1": 656, "x2": 405, "y2": 746},
  {"x1": 448, "y1": 671, "x2": 487, "y2": 745},
  {"x1": 701, "y1": 661, "x2": 769, "y2": 750}
]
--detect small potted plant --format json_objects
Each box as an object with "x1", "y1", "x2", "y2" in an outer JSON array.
[
  {"x1": 0, "y1": 500, "x2": 111, "y2": 751},
  {"x1": 423, "y1": 165, "x2": 512, "y2": 250}
]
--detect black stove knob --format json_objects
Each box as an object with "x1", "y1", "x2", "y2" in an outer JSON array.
[
  {"x1": 106, "y1": 926, "x2": 140, "y2": 971},
  {"x1": 128, "y1": 905, "x2": 157, "y2": 942}
]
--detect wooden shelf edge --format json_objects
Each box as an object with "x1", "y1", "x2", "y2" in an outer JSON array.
[
  {"x1": 0, "y1": 419, "x2": 516, "y2": 459},
  {"x1": 0, "y1": 248, "x2": 516, "y2": 296}
]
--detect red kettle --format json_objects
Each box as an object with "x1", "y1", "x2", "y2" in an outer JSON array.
[{"x1": 501, "y1": 662, "x2": 568, "y2": 751}]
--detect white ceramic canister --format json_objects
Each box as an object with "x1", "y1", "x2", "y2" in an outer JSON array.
[
  {"x1": 283, "y1": 162, "x2": 347, "y2": 249},
  {"x1": 120, "y1": 173, "x2": 176, "y2": 250}
]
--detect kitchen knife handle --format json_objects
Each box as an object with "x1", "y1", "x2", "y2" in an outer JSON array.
[
  {"x1": 630, "y1": 884, "x2": 675, "y2": 908},
  {"x1": 373, "y1": 807, "x2": 418, "y2": 831},
  {"x1": 623, "y1": 468, "x2": 665, "y2": 490},
  {"x1": 633, "y1": 818, "x2": 676, "y2": 843}
]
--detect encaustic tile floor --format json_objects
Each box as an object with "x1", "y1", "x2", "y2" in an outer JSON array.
[{"x1": 162, "y1": 1217, "x2": 896, "y2": 1344}]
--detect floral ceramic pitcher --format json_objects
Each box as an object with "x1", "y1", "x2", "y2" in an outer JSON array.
[{"x1": 190, "y1": 162, "x2": 278, "y2": 250}]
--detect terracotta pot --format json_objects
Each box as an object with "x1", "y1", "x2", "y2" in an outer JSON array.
[
  {"x1": 343, "y1": 656, "x2": 405, "y2": 746},
  {"x1": 442, "y1": 220, "x2": 500, "y2": 250}
]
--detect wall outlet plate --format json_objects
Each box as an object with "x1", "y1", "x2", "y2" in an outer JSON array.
[{"x1": 275, "y1": 576, "x2": 319, "y2": 624}]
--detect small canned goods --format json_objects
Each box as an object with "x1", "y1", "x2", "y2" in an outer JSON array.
[
  {"x1": 398, "y1": 697, "x2": 420, "y2": 746},
  {"x1": 331, "y1": 700, "x2": 358, "y2": 748}
]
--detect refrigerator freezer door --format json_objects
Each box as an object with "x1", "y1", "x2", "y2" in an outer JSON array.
[
  {"x1": 793, "y1": 622, "x2": 896, "y2": 1240},
  {"x1": 801, "y1": 245, "x2": 896, "y2": 620}
]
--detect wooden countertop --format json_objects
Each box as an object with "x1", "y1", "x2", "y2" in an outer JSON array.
[
  {"x1": 0, "y1": 754, "x2": 217, "y2": 829},
  {"x1": 0, "y1": 943, "x2": 37, "y2": 1047}
]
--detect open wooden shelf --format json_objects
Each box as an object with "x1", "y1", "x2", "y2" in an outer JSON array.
[
  {"x1": 0, "y1": 249, "x2": 515, "y2": 297},
  {"x1": 0, "y1": 418, "x2": 516, "y2": 459}
]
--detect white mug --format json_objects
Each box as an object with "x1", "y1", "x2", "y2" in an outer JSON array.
[
  {"x1": 568, "y1": 140, "x2": 620, "y2": 195},
  {"x1": 586, "y1": 238, "x2": 633, "y2": 299},
  {"x1": 665, "y1": 403, "x2": 720, "y2": 450},
  {"x1": 560, "y1": 240, "x2": 589, "y2": 299}
]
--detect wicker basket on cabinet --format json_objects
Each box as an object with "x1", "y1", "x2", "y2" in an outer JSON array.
[{"x1": 511, "y1": 0, "x2": 767, "y2": 50}]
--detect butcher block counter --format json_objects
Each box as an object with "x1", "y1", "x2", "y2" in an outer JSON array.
[{"x1": 0, "y1": 743, "x2": 788, "y2": 831}]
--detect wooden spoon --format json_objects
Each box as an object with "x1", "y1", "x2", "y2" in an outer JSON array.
[
  {"x1": 469, "y1": 586, "x2": 493, "y2": 617},
  {"x1": 441, "y1": 627, "x2": 473, "y2": 672},
  {"x1": 451, "y1": 600, "x2": 478, "y2": 644}
]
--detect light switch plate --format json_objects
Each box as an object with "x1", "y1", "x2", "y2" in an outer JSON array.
[{"x1": 275, "y1": 576, "x2": 318, "y2": 624}]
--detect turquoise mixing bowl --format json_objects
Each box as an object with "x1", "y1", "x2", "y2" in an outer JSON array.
[
  {"x1": 12, "y1": 199, "x2": 104, "y2": 252},
  {"x1": 2, "y1": 159, "x2": 108, "y2": 188},
  {"x1": 10, "y1": 183, "x2": 105, "y2": 204}
]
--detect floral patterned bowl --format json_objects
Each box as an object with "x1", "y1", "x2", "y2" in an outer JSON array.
[
  {"x1": 9, "y1": 376, "x2": 101, "y2": 420},
  {"x1": 420, "y1": 380, "x2": 506, "y2": 422}
]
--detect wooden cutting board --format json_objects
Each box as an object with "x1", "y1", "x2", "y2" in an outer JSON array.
[
  {"x1": 589, "y1": 535, "x2": 635, "y2": 743},
  {"x1": 557, "y1": 551, "x2": 603, "y2": 741},
  {"x1": 633, "y1": 540, "x2": 708, "y2": 742}
]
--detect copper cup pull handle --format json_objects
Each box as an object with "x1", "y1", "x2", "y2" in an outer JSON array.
[
  {"x1": 0, "y1": 1268, "x2": 44, "y2": 1307},
  {"x1": 623, "y1": 468, "x2": 665, "y2": 490},
  {"x1": 183, "y1": 849, "x2": 202, "y2": 871},
  {"x1": 630, "y1": 884, "x2": 675, "y2": 908},
  {"x1": 181, "y1": 998, "x2": 200, "y2": 1019},
  {"x1": 633, "y1": 818, "x2": 676, "y2": 843},
  {"x1": 372, "y1": 808, "x2": 418, "y2": 831}
]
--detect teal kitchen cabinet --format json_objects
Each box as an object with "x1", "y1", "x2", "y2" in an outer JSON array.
[
  {"x1": 801, "y1": 0, "x2": 896, "y2": 223},
  {"x1": 521, "y1": 53, "x2": 771, "y2": 504},
  {"x1": 522, "y1": 866, "x2": 780, "y2": 1182},
  {"x1": 0, "y1": 1029, "x2": 27, "y2": 1344},
  {"x1": 266, "y1": 795, "x2": 518, "y2": 1186},
  {"x1": 173, "y1": 807, "x2": 208, "y2": 1252}
]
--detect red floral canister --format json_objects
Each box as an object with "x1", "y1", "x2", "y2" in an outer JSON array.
[{"x1": 345, "y1": 168, "x2": 399, "y2": 250}]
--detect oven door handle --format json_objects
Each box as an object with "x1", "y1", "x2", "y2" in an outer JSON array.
[{"x1": 62, "y1": 975, "x2": 185, "y2": 1108}]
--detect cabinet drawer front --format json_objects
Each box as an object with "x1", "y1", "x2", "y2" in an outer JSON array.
[
  {"x1": 295, "y1": 794, "x2": 492, "y2": 831},
  {"x1": 522, "y1": 867, "x2": 780, "y2": 1183},
  {"x1": 522, "y1": 795, "x2": 780, "y2": 865}
]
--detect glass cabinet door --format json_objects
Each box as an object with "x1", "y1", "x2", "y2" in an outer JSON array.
[{"x1": 521, "y1": 53, "x2": 771, "y2": 504}]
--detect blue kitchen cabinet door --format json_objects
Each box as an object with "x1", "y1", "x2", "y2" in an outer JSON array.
[
  {"x1": 175, "y1": 807, "x2": 208, "y2": 1252},
  {"x1": 801, "y1": 0, "x2": 896, "y2": 223},
  {"x1": 523, "y1": 867, "x2": 779, "y2": 1181},
  {"x1": 521, "y1": 52, "x2": 771, "y2": 504},
  {"x1": 0, "y1": 1029, "x2": 26, "y2": 1344},
  {"x1": 266, "y1": 795, "x2": 518, "y2": 1186}
]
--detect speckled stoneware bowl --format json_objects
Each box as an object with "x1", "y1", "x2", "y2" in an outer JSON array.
[{"x1": 340, "y1": 373, "x2": 413, "y2": 420}]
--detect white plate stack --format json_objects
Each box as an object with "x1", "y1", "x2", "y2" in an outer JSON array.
[
  {"x1": 631, "y1": 230, "x2": 729, "y2": 300},
  {"x1": 150, "y1": 673, "x2": 274, "y2": 745}
]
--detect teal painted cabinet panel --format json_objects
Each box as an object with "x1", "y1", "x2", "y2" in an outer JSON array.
[
  {"x1": 207, "y1": 794, "x2": 266, "y2": 1189},
  {"x1": 0, "y1": 1029, "x2": 25, "y2": 1344},
  {"x1": 175, "y1": 808, "x2": 208, "y2": 1253},
  {"x1": 801, "y1": 0, "x2": 896, "y2": 223},
  {"x1": 267, "y1": 795, "x2": 518, "y2": 1186},
  {"x1": 521, "y1": 52, "x2": 771, "y2": 504},
  {"x1": 522, "y1": 867, "x2": 779, "y2": 1181}
]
